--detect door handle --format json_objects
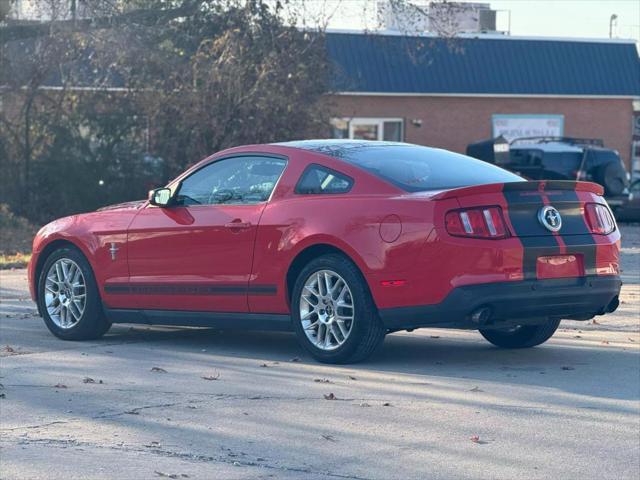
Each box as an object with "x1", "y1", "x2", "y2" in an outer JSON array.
[{"x1": 225, "y1": 220, "x2": 252, "y2": 230}]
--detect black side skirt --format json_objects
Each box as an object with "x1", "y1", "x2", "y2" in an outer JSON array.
[{"x1": 104, "y1": 307, "x2": 292, "y2": 331}]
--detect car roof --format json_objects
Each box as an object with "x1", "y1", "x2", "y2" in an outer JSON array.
[{"x1": 274, "y1": 139, "x2": 456, "y2": 161}]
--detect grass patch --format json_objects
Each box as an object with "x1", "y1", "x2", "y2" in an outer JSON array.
[
  {"x1": 0, "y1": 204, "x2": 37, "y2": 269},
  {"x1": 0, "y1": 252, "x2": 31, "y2": 270}
]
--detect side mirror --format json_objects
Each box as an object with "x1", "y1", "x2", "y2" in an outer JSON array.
[{"x1": 148, "y1": 187, "x2": 173, "y2": 207}]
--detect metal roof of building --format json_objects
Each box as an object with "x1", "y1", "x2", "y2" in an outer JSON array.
[{"x1": 326, "y1": 32, "x2": 640, "y2": 97}]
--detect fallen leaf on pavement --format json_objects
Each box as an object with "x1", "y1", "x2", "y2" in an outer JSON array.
[
  {"x1": 151, "y1": 367, "x2": 167, "y2": 373},
  {"x1": 470, "y1": 435, "x2": 487, "y2": 444},
  {"x1": 324, "y1": 393, "x2": 337, "y2": 400},
  {"x1": 154, "y1": 471, "x2": 185, "y2": 478}
]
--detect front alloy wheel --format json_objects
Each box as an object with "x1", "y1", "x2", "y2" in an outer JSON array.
[
  {"x1": 44, "y1": 258, "x2": 87, "y2": 329},
  {"x1": 38, "y1": 247, "x2": 111, "y2": 340}
]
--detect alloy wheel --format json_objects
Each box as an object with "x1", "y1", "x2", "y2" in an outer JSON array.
[
  {"x1": 299, "y1": 269, "x2": 355, "y2": 351},
  {"x1": 44, "y1": 258, "x2": 87, "y2": 329}
]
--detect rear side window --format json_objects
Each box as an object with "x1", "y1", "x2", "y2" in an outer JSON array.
[
  {"x1": 295, "y1": 165, "x2": 353, "y2": 194},
  {"x1": 336, "y1": 144, "x2": 523, "y2": 192}
]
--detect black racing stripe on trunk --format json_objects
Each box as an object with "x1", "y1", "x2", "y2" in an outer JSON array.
[
  {"x1": 552, "y1": 190, "x2": 598, "y2": 276},
  {"x1": 503, "y1": 180, "x2": 578, "y2": 192},
  {"x1": 104, "y1": 284, "x2": 277, "y2": 296},
  {"x1": 503, "y1": 188, "x2": 562, "y2": 280},
  {"x1": 519, "y1": 236, "x2": 560, "y2": 280}
]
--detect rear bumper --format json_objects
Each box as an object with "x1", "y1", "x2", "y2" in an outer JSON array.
[{"x1": 379, "y1": 275, "x2": 622, "y2": 331}]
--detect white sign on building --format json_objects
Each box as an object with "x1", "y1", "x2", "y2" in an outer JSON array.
[{"x1": 492, "y1": 114, "x2": 564, "y2": 141}]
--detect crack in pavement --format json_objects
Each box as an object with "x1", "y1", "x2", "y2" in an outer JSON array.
[
  {"x1": 0, "y1": 401, "x2": 198, "y2": 431},
  {"x1": 0, "y1": 437, "x2": 375, "y2": 480}
]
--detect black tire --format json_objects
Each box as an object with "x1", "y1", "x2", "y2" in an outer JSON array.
[
  {"x1": 38, "y1": 246, "x2": 111, "y2": 340},
  {"x1": 291, "y1": 254, "x2": 386, "y2": 364},
  {"x1": 479, "y1": 318, "x2": 561, "y2": 349},
  {"x1": 595, "y1": 162, "x2": 627, "y2": 197}
]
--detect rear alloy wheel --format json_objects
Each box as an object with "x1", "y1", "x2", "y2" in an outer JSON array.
[
  {"x1": 479, "y1": 318, "x2": 561, "y2": 349},
  {"x1": 300, "y1": 269, "x2": 354, "y2": 350},
  {"x1": 38, "y1": 247, "x2": 111, "y2": 340},
  {"x1": 291, "y1": 254, "x2": 385, "y2": 364}
]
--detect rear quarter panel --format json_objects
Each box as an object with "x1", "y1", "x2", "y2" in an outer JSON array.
[{"x1": 248, "y1": 194, "x2": 436, "y2": 313}]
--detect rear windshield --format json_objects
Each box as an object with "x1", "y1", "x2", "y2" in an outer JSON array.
[{"x1": 333, "y1": 144, "x2": 524, "y2": 192}]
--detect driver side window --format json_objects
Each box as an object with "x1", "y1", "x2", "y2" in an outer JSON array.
[{"x1": 175, "y1": 156, "x2": 287, "y2": 206}]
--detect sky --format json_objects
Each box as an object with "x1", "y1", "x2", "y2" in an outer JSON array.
[
  {"x1": 296, "y1": 0, "x2": 640, "y2": 42},
  {"x1": 489, "y1": 0, "x2": 640, "y2": 41}
]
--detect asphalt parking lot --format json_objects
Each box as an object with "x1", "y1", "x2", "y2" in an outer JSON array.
[{"x1": 1, "y1": 225, "x2": 638, "y2": 480}]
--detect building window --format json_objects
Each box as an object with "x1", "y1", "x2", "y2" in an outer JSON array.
[{"x1": 331, "y1": 117, "x2": 404, "y2": 142}]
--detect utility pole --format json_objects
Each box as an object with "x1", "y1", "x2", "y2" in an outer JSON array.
[{"x1": 609, "y1": 14, "x2": 618, "y2": 38}]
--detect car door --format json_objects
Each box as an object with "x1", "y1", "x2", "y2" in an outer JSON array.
[{"x1": 126, "y1": 154, "x2": 287, "y2": 312}]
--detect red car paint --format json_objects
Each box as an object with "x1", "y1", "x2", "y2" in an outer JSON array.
[{"x1": 28, "y1": 143, "x2": 621, "y2": 322}]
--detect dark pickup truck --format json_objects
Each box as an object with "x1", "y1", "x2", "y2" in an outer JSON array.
[{"x1": 467, "y1": 137, "x2": 630, "y2": 210}]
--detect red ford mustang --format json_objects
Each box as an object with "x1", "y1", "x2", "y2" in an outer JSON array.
[{"x1": 28, "y1": 141, "x2": 622, "y2": 363}]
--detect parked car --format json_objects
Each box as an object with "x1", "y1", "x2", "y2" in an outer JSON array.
[
  {"x1": 29, "y1": 141, "x2": 622, "y2": 363},
  {"x1": 614, "y1": 179, "x2": 640, "y2": 222},
  {"x1": 467, "y1": 137, "x2": 630, "y2": 209}
]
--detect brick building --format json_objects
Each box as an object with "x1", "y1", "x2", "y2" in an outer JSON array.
[{"x1": 324, "y1": 32, "x2": 640, "y2": 175}]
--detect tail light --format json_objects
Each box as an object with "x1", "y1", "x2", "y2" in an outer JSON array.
[
  {"x1": 445, "y1": 206, "x2": 509, "y2": 239},
  {"x1": 585, "y1": 203, "x2": 615, "y2": 234}
]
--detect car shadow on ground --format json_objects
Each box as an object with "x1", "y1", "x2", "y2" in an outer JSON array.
[{"x1": 81, "y1": 322, "x2": 640, "y2": 405}]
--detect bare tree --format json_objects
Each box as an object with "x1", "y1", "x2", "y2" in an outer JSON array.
[{"x1": 0, "y1": 0, "x2": 332, "y2": 221}]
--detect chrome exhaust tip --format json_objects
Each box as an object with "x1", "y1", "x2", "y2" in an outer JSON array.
[{"x1": 470, "y1": 306, "x2": 492, "y2": 325}]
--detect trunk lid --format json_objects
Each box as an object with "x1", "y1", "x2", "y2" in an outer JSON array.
[{"x1": 433, "y1": 180, "x2": 602, "y2": 237}]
